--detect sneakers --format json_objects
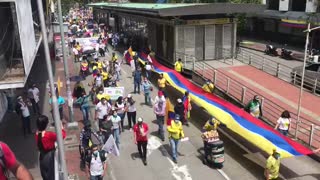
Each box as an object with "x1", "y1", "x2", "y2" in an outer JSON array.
[
  {"x1": 173, "y1": 158, "x2": 177, "y2": 164},
  {"x1": 143, "y1": 159, "x2": 147, "y2": 166}
]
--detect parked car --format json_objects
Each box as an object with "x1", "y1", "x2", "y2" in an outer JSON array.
[{"x1": 291, "y1": 63, "x2": 320, "y2": 93}]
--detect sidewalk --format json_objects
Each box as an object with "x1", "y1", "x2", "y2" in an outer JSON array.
[{"x1": 240, "y1": 38, "x2": 305, "y2": 61}]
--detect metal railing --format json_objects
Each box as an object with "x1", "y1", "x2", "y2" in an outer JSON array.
[
  {"x1": 174, "y1": 50, "x2": 320, "y2": 148},
  {"x1": 174, "y1": 47, "x2": 235, "y2": 70},
  {"x1": 237, "y1": 48, "x2": 320, "y2": 94}
]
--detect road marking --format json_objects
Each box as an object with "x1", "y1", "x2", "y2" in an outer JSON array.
[
  {"x1": 217, "y1": 169, "x2": 231, "y2": 180},
  {"x1": 147, "y1": 136, "x2": 162, "y2": 157},
  {"x1": 167, "y1": 157, "x2": 192, "y2": 180}
]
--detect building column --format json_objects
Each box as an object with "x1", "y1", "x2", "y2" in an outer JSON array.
[
  {"x1": 162, "y1": 25, "x2": 167, "y2": 58},
  {"x1": 232, "y1": 21, "x2": 237, "y2": 58}
]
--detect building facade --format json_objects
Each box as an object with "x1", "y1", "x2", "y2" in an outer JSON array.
[{"x1": 245, "y1": 0, "x2": 320, "y2": 48}]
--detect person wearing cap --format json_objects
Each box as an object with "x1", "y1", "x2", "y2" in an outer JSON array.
[
  {"x1": 202, "y1": 79, "x2": 214, "y2": 93},
  {"x1": 174, "y1": 98, "x2": 186, "y2": 126},
  {"x1": 27, "y1": 84, "x2": 40, "y2": 115},
  {"x1": 133, "y1": 117, "x2": 149, "y2": 165},
  {"x1": 154, "y1": 97, "x2": 166, "y2": 141},
  {"x1": 174, "y1": 58, "x2": 183, "y2": 73},
  {"x1": 79, "y1": 121, "x2": 103, "y2": 171},
  {"x1": 167, "y1": 114, "x2": 185, "y2": 163},
  {"x1": 15, "y1": 96, "x2": 32, "y2": 136},
  {"x1": 265, "y1": 148, "x2": 281, "y2": 180},
  {"x1": 245, "y1": 95, "x2": 263, "y2": 118}
]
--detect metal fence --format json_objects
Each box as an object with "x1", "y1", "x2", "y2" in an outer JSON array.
[
  {"x1": 237, "y1": 48, "x2": 320, "y2": 94},
  {"x1": 172, "y1": 49, "x2": 320, "y2": 148}
]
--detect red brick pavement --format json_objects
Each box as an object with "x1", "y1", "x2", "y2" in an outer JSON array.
[
  {"x1": 54, "y1": 55, "x2": 87, "y2": 178},
  {"x1": 216, "y1": 65, "x2": 320, "y2": 147}
]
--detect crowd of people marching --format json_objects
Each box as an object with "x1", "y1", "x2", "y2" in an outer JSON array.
[{"x1": 2, "y1": 6, "x2": 318, "y2": 180}]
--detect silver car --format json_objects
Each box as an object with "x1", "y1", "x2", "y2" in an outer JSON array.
[{"x1": 291, "y1": 63, "x2": 320, "y2": 93}]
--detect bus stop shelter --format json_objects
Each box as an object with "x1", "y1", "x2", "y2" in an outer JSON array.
[{"x1": 88, "y1": 2, "x2": 264, "y2": 69}]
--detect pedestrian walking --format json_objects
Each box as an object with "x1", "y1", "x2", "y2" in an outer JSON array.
[
  {"x1": 27, "y1": 84, "x2": 40, "y2": 115},
  {"x1": 0, "y1": 141, "x2": 33, "y2": 180},
  {"x1": 48, "y1": 93, "x2": 65, "y2": 121},
  {"x1": 265, "y1": 148, "x2": 281, "y2": 180},
  {"x1": 133, "y1": 117, "x2": 149, "y2": 166},
  {"x1": 157, "y1": 73, "x2": 169, "y2": 97},
  {"x1": 36, "y1": 115, "x2": 66, "y2": 180},
  {"x1": 95, "y1": 97, "x2": 112, "y2": 130},
  {"x1": 79, "y1": 122, "x2": 103, "y2": 171},
  {"x1": 115, "y1": 62, "x2": 121, "y2": 81},
  {"x1": 142, "y1": 77, "x2": 152, "y2": 105},
  {"x1": 125, "y1": 94, "x2": 137, "y2": 131},
  {"x1": 145, "y1": 61, "x2": 152, "y2": 79},
  {"x1": 245, "y1": 95, "x2": 263, "y2": 118},
  {"x1": 274, "y1": 110, "x2": 291, "y2": 136},
  {"x1": 99, "y1": 115, "x2": 113, "y2": 143},
  {"x1": 15, "y1": 96, "x2": 32, "y2": 136},
  {"x1": 115, "y1": 96, "x2": 126, "y2": 131},
  {"x1": 154, "y1": 98, "x2": 166, "y2": 141},
  {"x1": 76, "y1": 92, "x2": 91, "y2": 124},
  {"x1": 182, "y1": 91, "x2": 191, "y2": 126},
  {"x1": 152, "y1": 90, "x2": 166, "y2": 105},
  {"x1": 108, "y1": 110, "x2": 121, "y2": 150},
  {"x1": 174, "y1": 98, "x2": 186, "y2": 125},
  {"x1": 133, "y1": 67, "x2": 142, "y2": 94},
  {"x1": 86, "y1": 144, "x2": 107, "y2": 180},
  {"x1": 174, "y1": 58, "x2": 183, "y2": 73},
  {"x1": 167, "y1": 114, "x2": 185, "y2": 164}
]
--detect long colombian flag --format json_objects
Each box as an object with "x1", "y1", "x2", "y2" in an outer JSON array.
[{"x1": 126, "y1": 51, "x2": 312, "y2": 158}]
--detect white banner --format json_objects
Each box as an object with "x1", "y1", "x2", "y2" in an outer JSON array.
[
  {"x1": 103, "y1": 87, "x2": 125, "y2": 100},
  {"x1": 102, "y1": 135, "x2": 120, "y2": 157}
]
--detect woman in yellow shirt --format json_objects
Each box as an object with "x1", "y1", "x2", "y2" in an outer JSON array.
[{"x1": 174, "y1": 58, "x2": 183, "y2": 73}]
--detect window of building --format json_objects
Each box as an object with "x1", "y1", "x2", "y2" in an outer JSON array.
[
  {"x1": 268, "y1": 0, "x2": 279, "y2": 10},
  {"x1": 291, "y1": 0, "x2": 306, "y2": 12}
]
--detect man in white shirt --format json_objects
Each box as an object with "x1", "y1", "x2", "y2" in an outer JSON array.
[
  {"x1": 95, "y1": 98, "x2": 111, "y2": 129},
  {"x1": 16, "y1": 96, "x2": 31, "y2": 136},
  {"x1": 86, "y1": 144, "x2": 107, "y2": 180},
  {"x1": 27, "y1": 84, "x2": 40, "y2": 115}
]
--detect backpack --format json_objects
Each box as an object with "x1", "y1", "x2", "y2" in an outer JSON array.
[
  {"x1": 83, "y1": 130, "x2": 103, "y2": 149},
  {"x1": 0, "y1": 144, "x2": 8, "y2": 178},
  {"x1": 86, "y1": 150, "x2": 107, "y2": 167}
]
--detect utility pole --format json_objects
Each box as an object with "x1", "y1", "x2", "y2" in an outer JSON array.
[
  {"x1": 36, "y1": 0, "x2": 68, "y2": 179},
  {"x1": 57, "y1": 0, "x2": 78, "y2": 128}
]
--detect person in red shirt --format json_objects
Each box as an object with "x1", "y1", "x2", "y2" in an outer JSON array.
[
  {"x1": 35, "y1": 115, "x2": 66, "y2": 180},
  {"x1": 133, "y1": 117, "x2": 149, "y2": 166},
  {"x1": 0, "y1": 142, "x2": 33, "y2": 180}
]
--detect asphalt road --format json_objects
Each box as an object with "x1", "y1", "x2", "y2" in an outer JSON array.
[{"x1": 102, "y1": 50, "x2": 270, "y2": 180}]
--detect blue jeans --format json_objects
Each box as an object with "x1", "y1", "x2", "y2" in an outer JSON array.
[
  {"x1": 90, "y1": 175, "x2": 103, "y2": 180},
  {"x1": 169, "y1": 138, "x2": 180, "y2": 160},
  {"x1": 116, "y1": 71, "x2": 121, "y2": 81},
  {"x1": 278, "y1": 129, "x2": 288, "y2": 136},
  {"x1": 113, "y1": 128, "x2": 120, "y2": 150},
  {"x1": 134, "y1": 81, "x2": 141, "y2": 94},
  {"x1": 81, "y1": 105, "x2": 90, "y2": 124},
  {"x1": 156, "y1": 115, "x2": 165, "y2": 140},
  {"x1": 117, "y1": 113, "x2": 125, "y2": 130},
  {"x1": 144, "y1": 92, "x2": 151, "y2": 105}
]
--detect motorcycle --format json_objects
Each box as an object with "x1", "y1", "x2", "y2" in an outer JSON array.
[
  {"x1": 280, "y1": 48, "x2": 293, "y2": 60},
  {"x1": 265, "y1": 44, "x2": 278, "y2": 56}
]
